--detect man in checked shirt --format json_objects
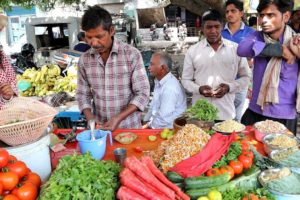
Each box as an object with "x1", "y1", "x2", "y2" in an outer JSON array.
[{"x1": 76, "y1": 6, "x2": 150, "y2": 131}]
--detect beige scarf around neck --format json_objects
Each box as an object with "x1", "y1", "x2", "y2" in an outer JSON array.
[{"x1": 257, "y1": 25, "x2": 300, "y2": 112}]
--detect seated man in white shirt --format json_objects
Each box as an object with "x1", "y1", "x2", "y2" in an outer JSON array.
[
  {"x1": 143, "y1": 52, "x2": 187, "y2": 128},
  {"x1": 181, "y1": 9, "x2": 250, "y2": 121}
]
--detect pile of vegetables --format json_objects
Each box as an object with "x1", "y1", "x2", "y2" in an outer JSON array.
[
  {"x1": 39, "y1": 153, "x2": 121, "y2": 200},
  {"x1": 117, "y1": 156, "x2": 189, "y2": 200},
  {"x1": 186, "y1": 99, "x2": 218, "y2": 121},
  {"x1": 209, "y1": 140, "x2": 254, "y2": 180},
  {"x1": 222, "y1": 188, "x2": 275, "y2": 200},
  {"x1": 0, "y1": 148, "x2": 41, "y2": 200}
]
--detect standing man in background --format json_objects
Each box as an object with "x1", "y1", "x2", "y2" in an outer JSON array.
[
  {"x1": 182, "y1": 9, "x2": 250, "y2": 121},
  {"x1": 237, "y1": 0, "x2": 299, "y2": 133},
  {"x1": 73, "y1": 32, "x2": 91, "y2": 52},
  {"x1": 76, "y1": 6, "x2": 150, "y2": 131},
  {"x1": 222, "y1": 0, "x2": 255, "y2": 122}
]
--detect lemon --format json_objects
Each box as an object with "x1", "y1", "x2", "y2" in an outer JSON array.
[
  {"x1": 197, "y1": 196, "x2": 210, "y2": 200},
  {"x1": 148, "y1": 135, "x2": 157, "y2": 142},
  {"x1": 160, "y1": 128, "x2": 169, "y2": 139},
  {"x1": 208, "y1": 189, "x2": 222, "y2": 200}
]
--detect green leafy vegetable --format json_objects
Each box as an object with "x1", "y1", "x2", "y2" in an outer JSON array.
[
  {"x1": 213, "y1": 142, "x2": 242, "y2": 168},
  {"x1": 222, "y1": 188, "x2": 276, "y2": 200},
  {"x1": 186, "y1": 99, "x2": 218, "y2": 121},
  {"x1": 39, "y1": 153, "x2": 121, "y2": 200}
]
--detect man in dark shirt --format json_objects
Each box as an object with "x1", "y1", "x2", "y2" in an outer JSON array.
[{"x1": 73, "y1": 32, "x2": 91, "y2": 52}]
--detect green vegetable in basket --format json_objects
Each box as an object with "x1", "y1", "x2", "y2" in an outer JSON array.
[
  {"x1": 39, "y1": 153, "x2": 121, "y2": 200},
  {"x1": 186, "y1": 99, "x2": 218, "y2": 121}
]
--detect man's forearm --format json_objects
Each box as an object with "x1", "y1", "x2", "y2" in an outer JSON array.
[
  {"x1": 115, "y1": 104, "x2": 138, "y2": 123},
  {"x1": 259, "y1": 43, "x2": 283, "y2": 57},
  {"x1": 83, "y1": 108, "x2": 94, "y2": 122}
]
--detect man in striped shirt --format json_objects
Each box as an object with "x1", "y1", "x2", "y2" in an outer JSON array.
[{"x1": 76, "y1": 6, "x2": 150, "y2": 130}]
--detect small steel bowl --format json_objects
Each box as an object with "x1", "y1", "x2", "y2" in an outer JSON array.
[{"x1": 262, "y1": 133, "x2": 299, "y2": 155}]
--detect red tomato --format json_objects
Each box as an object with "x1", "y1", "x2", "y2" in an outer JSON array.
[
  {"x1": 22, "y1": 173, "x2": 41, "y2": 188},
  {"x1": 206, "y1": 168, "x2": 221, "y2": 176},
  {"x1": 219, "y1": 165, "x2": 235, "y2": 179},
  {"x1": 241, "y1": 151, "x2": 254, "y2": 161},
  {"x1": 0, "y1": 171, "x2": 19, "y2": 191},
  {"x1": 134, "y1": 146, "x2": 143, "y2": 153},
  {"x1": 3, "y1": 194, "x2": 20, "y2": 200},
  {"x1": 229, "y1": 160, "x2": 243, "y2": 175},
  {"x1": 239, "y1": 140, "x2": 250, "y2": 151},
  {"x1": 0, "y1": 149, "x2": 9, "y2": 168},
  {"x1": 238, "y1": 154, "x2": 253, "y2": 169},
  {"x1": 0, "y1": 182, "x2": 3, "y2": 195},
  {"x1": 242, "y1": 193, "x2": 259, "y2": 200},
  {"x1": 7, "y1": 161, "x2": 29, "y2": 179},
  {"x1": 14, "y1": 182, "x2": 38, "y2": 200},
  {"x1": 8, "y1": 156, "x2": 17, "y2": 164}
]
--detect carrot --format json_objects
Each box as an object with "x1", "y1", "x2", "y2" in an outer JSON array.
[
  {"x1": 124, "y1": 156, "x2": 176, "y2": 199},
  {"x1": 120, "y1": 168, "x2": 171, "y2": 200},
  {"x1": 141, "y1": 156, "x2": 190, "y2": 200},
  {"x1": 137, "y1": 176, "x2": 172, "y2": 200},
  {"x1": 117, "y1": 186, "x2": 148, "y2": 200}
]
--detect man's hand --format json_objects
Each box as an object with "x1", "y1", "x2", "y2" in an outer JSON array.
[
  {"x1": 199, "y1": 85, "x2": 213, "y2": 97},
  {"x1": 0, "y1": 83, "x2": 14, "y2": 100},
  {"x1": 289, "y1": 35, "x2": 300, "y2": 59},
  {"x1": 213, "y1": 83, "x2": 230, "y2": 98},
  {"x1": 282, "y1": 44, "x2": 296, "y2": 64},
  {"x1": 102, "y1": 115, "x2": 122, "y2": 131}
]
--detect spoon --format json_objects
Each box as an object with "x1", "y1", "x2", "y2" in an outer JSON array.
[{"x1": 89, "y1": 119, "x2": 96, "y2": 141}]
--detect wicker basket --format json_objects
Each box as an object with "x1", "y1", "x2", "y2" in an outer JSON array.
[{"x1": 0, "y1": 97, "x2": 58, "y2": 146}]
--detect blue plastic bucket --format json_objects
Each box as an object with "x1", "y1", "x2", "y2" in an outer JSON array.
[{"x1": 76, "y1": 130, "x2": 113, "y2": 160}]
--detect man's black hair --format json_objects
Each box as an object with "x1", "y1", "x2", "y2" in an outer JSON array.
[
  {"x1": 81, "y1": 5, "x2": 112, "y2": 31},
  {"x1": 77, "y1": 32, "x2": 85, "y2": 41},
  {"x1": 248, "y1": 16, "x2": 257, "y2": 27},
  {"x1": 257, "y1": 0, "x2": 293, "y2": 14},
  {"x1": 225, "y1": 0, "x2": 244, "y2": 11},
  {"x1": 202, "y1": 9, "x2": 223, "y2": 26}
]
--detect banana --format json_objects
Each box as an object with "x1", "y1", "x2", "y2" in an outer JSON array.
[{"x1": 34, "y1": 72, "x2": 41, "y2": 82}]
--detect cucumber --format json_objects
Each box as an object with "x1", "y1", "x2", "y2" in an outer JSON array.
[
  {"x1": 186, "y1": 182, "x2": 235, "y2": 200},
  {"x1": 185, "y1": 173, "x2": 231, "y2": 190},
  {"x1": 167, "y1": 171, "x2": 184, "y2": 183},
  {"x1": 174, "y1": 182, "x2": 185, "y2": 190}
]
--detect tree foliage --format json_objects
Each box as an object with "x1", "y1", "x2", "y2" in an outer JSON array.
[{"x1": 0, "y1": 0, "x2": 86, "y2": 11}]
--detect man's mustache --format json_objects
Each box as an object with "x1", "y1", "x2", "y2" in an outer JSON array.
[{"x1": 93, "y1": 45, "x2": 104, "y2": 49}]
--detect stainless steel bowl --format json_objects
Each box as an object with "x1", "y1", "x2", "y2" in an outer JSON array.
[
  {"x1": 258, "y1": 169, "x2": 300, "y2": 200},
  {"x1": 262, "y1": 133, "x2": 299, "y2": 155}
]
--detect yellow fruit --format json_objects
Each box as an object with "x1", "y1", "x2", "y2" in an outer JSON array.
[
  {"x1": 208, "y1": 189, "x2": 222, "y2": 200},
  {"x1": 197, "y1": 197, "x2": 210, "y2": 200},
  {"x1": 160, "y1": 129, "x2": 169, "y2": 139},
  {"x1": 148, "y1": 135, "x2": 157, "y2": 142}
]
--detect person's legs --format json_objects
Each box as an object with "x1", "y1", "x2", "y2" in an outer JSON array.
[
  {"x1": 241, "y1": 108, "x2": 263, "y2": 126},
  {"x1": 234, "y1": 90, "x2": 247, "y2": 122}
]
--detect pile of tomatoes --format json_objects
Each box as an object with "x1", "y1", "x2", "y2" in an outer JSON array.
[
  {"x1": 206, "y1": 140, "x2": 254, "y2": 179},
  {"x1": 0, "y1": 148, "x2": 41, "y2": 200}
]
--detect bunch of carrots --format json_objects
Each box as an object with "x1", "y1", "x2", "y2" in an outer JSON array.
[{"x1": 117, "y1": 156, "x2": 190, "y2": 200}]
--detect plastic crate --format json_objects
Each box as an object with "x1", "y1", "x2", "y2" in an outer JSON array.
[
  {"x1": 56, "y1": 111, "x2": 83, "y2": 122},
  {"x1": 54, "y1": 111, "x2": 86, "y2": 129}
]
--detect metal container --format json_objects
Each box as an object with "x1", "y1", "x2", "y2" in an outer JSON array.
[
  {"x1": 262, "y1": 133, "x2": 299, "y2": 155},
  {"x1": 258, "y1": 169, "x2": 300, "y2": 200}
]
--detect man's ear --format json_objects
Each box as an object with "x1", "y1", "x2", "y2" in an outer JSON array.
[
  {"x1": 109, "y1": 26, "x2": 115, "y2": 36},
  {"x1": 283, "y1": 11, "x2": 291, "y2": 24}
]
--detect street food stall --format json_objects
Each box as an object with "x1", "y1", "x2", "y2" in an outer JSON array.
[{"x1": 0, "y1": 97, "x2": 299, "y2": 200}]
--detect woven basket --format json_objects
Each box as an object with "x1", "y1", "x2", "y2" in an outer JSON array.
[{"x1": 0, "y1": 97, "x2": 58, "y2": 146}]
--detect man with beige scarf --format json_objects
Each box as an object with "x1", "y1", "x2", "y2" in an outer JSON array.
[{"x1": 237, "y1": 0, "x2": 299, "y2": 134}]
